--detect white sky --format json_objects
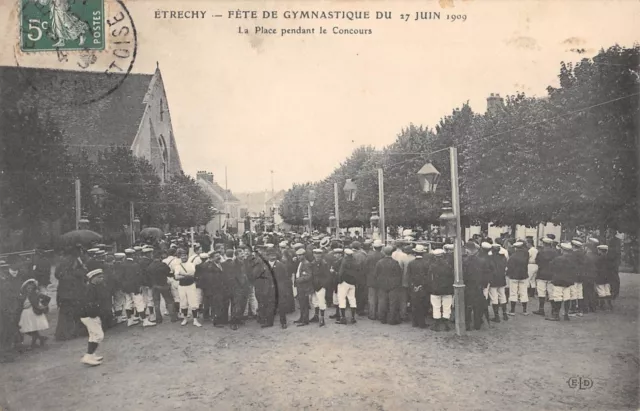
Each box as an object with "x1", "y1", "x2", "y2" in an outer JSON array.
[{"x1": 1, "y1": 0, "x2": 638, "y2": 193}]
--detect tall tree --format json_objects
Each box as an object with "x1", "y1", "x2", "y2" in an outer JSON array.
[{"x1": 0, "y1": 106, "x2": 75, "y2": 248}]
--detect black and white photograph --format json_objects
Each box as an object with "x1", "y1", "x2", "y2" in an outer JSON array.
[{"x1": 0, "y1": 0, "x2": 638, "y2": 409}]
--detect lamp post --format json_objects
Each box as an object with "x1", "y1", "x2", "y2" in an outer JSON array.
[
  {"x1": 78, "y1": 215, "x2": 90, "y2": 230},
  {"x1": 308, "y1": 189, "x2": 316, "y2": 233},
  {"x1": 370, "y1": 207, "x2": 380, "y2": 238},
  {"x1": 303, "y1": 215, "x2": 310, "y2": 232},
  {"x1": 329, "y1": 212, "x2": 336, "y2": 235},
  {"x1": 417, "y1": 149, "x2": 466, "y2": 336}
]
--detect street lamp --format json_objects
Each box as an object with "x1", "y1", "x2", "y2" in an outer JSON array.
[
  {"x1": 132, "y1": 216, "x2": 141, "y2": 234},
  {"x1": 91, "y1": 185, "x2": 106, "y2": 235},
  {"x1": 91, "y1": 185, "x2": 106, "y2": 207},
  {"x1": 370, "y1": 207, "x2": 380, "y2": 236},
  {"x1": 329, "y1": 212, "x2": 336, "y2": 235},
  {"x1": 79, "y1": 215, "x2": 90, "y2": 230},
  {"x1": 343, "y1": 179, "x2": 357, "y2": 201},
  {"x1": 439, "y1": 201, "x2": 456, "y2": 238},
  {"x1": 417, "y1": 162, "x2": 441, "y2": 193},
  {"x1": 416, "y1": 150, "x2": 466, "y2": 336}
]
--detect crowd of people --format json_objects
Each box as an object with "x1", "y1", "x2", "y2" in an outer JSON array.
[{"x1": 0, "y1": 229, "x2": 622, "y2": 367}]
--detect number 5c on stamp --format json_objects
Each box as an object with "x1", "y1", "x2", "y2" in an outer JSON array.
[{"x1": 21, "y1": 0, "x2": 105, "y2": 52}]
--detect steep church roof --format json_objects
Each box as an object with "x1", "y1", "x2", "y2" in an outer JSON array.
[{"x1": 0, "y1": 66, "x2": 153, "y2": 158}]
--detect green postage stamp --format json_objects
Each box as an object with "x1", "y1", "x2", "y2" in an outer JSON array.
[{"x1": 20, "y1": 0, "x2": 105, "y2": 51}]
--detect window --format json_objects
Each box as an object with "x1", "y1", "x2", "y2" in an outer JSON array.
[
  {"x1": 160, "y1": 98, "x2": 163, "y2": 121},
  {"x1": 158, "y1": 135, "x2": 169, "y2": 182}
]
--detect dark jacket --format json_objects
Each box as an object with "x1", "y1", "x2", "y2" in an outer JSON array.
[
  {"x1": 365, "y1": 250, "x2": 384, "y2": 288},
  {"x1": 506, "y1": 249, "x2": 529, "y2": 280},
  {"x1": 294, "y1": 259, "x2": 314, "y2": 296},
  {"x1": 429, "y1": 257, "x2": 454, "y2": 296},
  {"x1": 146, "y1": 260, "x2": 171, "y2": 287},
  {"x1": 477, "y1": 252, "x2": 494, "y2": 287},
  {"x1": 489, "y1": 253, "x2": 507, "y2": 287},
  {"x1": 535, "y1": 248, "x2": 557, "y2": 281},
  {"x1": 56, "y1": 256, "x2": 87, "y2": 301},
  {"x1": 120, "y1": 259, "x2": 143, "y2": 294},
  {"x1": 407, "y1": 257, "x2": 429, "y2": 291},
  {"x1": 550, "y1": 254, "x2": 577, "y2": 287},
  {"x1": 31, "y1": 255, "x2": 52, "y2": 287},
  {"x1": 311, "y1": 258, "x2": 331, "y2": 292},
  {"x1": 595, "y1": 254, "x2": 616, "y2": 285},
  {"x1": 138, "y1": 256, "x2": 153, "y2": 286},
  {"x1": 374, "y1": 256, "x2": 403, "y2": 291},
  {"x1": 338, "y1": 256, "x2": 359, "y2": 285},
  {"x1": 79, "y1": 282, "x2": 102, "y2": 318},
  {"x1": 270, "y1": 260, "x2": 289, "y2": 303},
  {"x1": 198, "y1": 261, "x2": 223, "y2": 296},
  {"x1": 0, "y1": 269, "x2": 29, "y2": 314},
  {"x1": 582, "y1": 252, "x2": 598, "y2": 283}
]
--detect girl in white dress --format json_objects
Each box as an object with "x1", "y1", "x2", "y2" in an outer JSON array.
[{"x1": 19, "y1": 279, "x2": 50, "y2": 348}]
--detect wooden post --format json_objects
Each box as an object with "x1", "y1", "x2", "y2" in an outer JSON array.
[
  {"x1": 377, "y1": 168, "x2": 386, "y2": 244},
  {"x1": 450, "y1": 147, "x2": 466, "y2": 336},
  {"x1": 334, "y1": 182, "x2": 340, "y2": 236},
  {"x1": 130, "y1": 202, "x2": 135, "y2": 245},
  {"x1": 75, "y1": 179, "x2": 81, "y2": 230}
]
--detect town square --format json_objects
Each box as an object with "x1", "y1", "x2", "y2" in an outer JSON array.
[{"x1": 0, "y1": 0, "x2": 638, "y2": 410}]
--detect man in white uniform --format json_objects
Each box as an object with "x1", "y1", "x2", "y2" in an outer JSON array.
[{"x1": 173, "y1": 250, "x2": 201, "y2": 327}]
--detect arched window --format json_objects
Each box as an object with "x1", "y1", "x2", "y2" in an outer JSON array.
[{"x1": 158, "y1": 135, "x2": 169, "y2": 182}]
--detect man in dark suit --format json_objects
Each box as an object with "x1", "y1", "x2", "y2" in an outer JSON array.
[{"x1": 293, "y1": 248, "x2": 314, "y2": 326}]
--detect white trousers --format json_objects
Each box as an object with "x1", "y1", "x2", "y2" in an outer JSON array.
[
  {"x1": 489, "y1": 286, "x2": 507, "y2": 305},
  {"x1": 552, "y1": 285, "x2": 571, "y2": 302},
  {"x1": 178, "y1": 284, "x2": 199, "y2": 311},
  {"x1": 595, "y1": 284, "x2": 611, "y2": 297},
  {"x1": 570, "y1": 283, "x2": 583, "y2": 300},
  {"x1": 332, "y1": 291, "x2": 339, "y2": 306},
  {"x1": 124, "y1": 293, "x2": 147, "y2": 313},
  {"x1": 80, "y1": 317, "x2": 104, "y2": 343},
  {"x1": 430, "y1": 295, "x2": 453, "y2": 319},
  {"x1": 196, "y1": 288, "x2": 203, "y2": 307},
  {"x1": 509, "y1": 279, "x2": 529, "y2": 303},
  {"x1": 337, "y1": 282, "x2": 356, "y2": 309},
  {"x1": 311, "y1": 288, "x2": 327, "y2": 310},
  {"x1": 536, "y1": 280, "x2": 554, "y2": 300},
  {"x1": 142, "y1": 286, "x2": 154, "y2": 308},
  {"x1": 113, "y1": 290, "x2": 126, "y2": 312},
  {"x1": 527, "y1": 264, "x2": 538, "y2": 288}
]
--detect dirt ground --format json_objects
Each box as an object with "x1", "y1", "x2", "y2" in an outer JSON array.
[{"x1": 0, "y1": 274, "x2": 638, "y2": 411}]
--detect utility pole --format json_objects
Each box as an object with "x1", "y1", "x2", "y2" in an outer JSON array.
[
  {"x1": 225, "y1": 166, "x2": 228, "y2": 191},
  {"x1": 377, "y1": 168, "x2": 386, "y2": 244},
  {"x1": 75, "y1": 179, "x2": 81, "y2": 230},
  {"x1": 333, "y1": 182, "x2": 340, "y2": 236},
  {"x1": 129, "y1": 201, "x2": 135, "y2": 245},
  {"x1": 450, "y1": 146, "x2": 466, "y2": 336}
]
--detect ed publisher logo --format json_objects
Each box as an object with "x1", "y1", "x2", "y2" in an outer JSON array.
[{"x1": 567, "y1": 376, "x2": 594, "y2": 390}]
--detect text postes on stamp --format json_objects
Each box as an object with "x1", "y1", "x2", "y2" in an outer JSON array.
[
  {"x1": 21, "y1": 0, "x2": 105, "y2": 52},
  {"x1": 14, "y1": 0, "x2": 137, "y2": 106}
]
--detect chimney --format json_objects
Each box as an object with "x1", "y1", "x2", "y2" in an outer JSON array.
[
  {"x1": 196, "y1": 170, "x2": 214, "y2": 183},
  {"x1": 486, "y1": 93, "x2": 504, "y2": 116}
]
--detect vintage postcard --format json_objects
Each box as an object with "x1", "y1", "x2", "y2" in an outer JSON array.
[{"x1": 0, "y1": 0, "x2": 638, "y2": 410}]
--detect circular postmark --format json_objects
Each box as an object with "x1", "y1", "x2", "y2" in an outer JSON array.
[{"x1": 13, "y1": 0, "x2": 137, "y2": 106}]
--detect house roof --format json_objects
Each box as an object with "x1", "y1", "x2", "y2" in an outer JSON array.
[
  {"x1": 265, "y1": 190, "x2": 286, "y2": 205},
  {"x1": 0, "y1": 65, "x2": 153, "y2": 158},
  {"x1": 196, "y1": 178, "x2": 240, "y2": 207}
]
